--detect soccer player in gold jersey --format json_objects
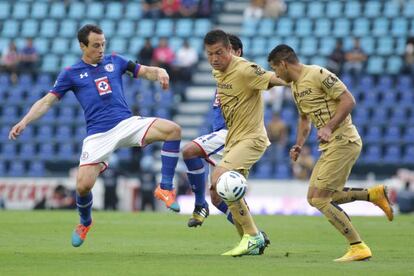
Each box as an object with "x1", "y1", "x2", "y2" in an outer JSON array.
[
  {"x1": 268, "y1": 44, "x2": 393, "y2": 262},
  {"x1": 204, "y1": 30, "x2": 286, "y2": 256}
]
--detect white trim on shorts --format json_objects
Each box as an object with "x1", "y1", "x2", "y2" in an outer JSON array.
[
  {"x1": 192, "y1": 129, "x2": 227, "y2": 166},
  {"x1": 79, "y1": 116, "x2": 157, "y2": 172}
]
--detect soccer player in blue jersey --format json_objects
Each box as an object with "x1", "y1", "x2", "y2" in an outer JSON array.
[{"x1": 9, "y1": 24, "x2": 182, "y2": 247}]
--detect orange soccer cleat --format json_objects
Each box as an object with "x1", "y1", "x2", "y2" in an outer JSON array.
[
  {"x1": 154, "y1": 185, "x2": 180, "y2": 212},
  {"x1": 71, "y1": 223, "x2": 92, "y2": 247}
]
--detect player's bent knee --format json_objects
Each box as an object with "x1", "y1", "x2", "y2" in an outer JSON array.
[
  {"x1": 308, "y1": 197, "x2": 330, "y2": 210},
  {"x1": 210, "y1": 190, "x2": 223, "y2": 207},
  {"x1": 182, "y1": 142, "x2": 202, "y2": 159}
]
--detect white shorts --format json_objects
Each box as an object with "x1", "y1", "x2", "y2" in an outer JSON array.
[
  {"x1": 192, "y1": 129, "x2": 227, "y2": 166},
  {"x1": 79, "y1": 116, "x2": 157, "y2": 171}
]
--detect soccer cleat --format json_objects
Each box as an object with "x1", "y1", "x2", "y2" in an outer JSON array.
[
  {"x1": 221, "y1": 233, "x2": 265, "y2": 257},
  {"x1": 259, "y1": 230, "x2": 271, "y2": 255},
  {"x1": 334, "y1": 242, "x2": 372, "y2": 262},
  {"x1": 71, "y1": 223, "x2": 92, "y2": 247},
  {"x1": 368, "y1": 184, "x2": 394, "y2": 221},
  {"x1": 188, "y1": 203, "x2": 209, "y2": 227},
  {"x1": 154, "y1": 185, "x2": 180, "y2": 212}
]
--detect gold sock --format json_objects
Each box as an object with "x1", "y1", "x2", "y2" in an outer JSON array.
[
  {"x1": 332, "y1": 187, "x2": 368, "y2": 204},
  {"x1": 227, "y1": 199, "x2": 258, "y2": 236},
  {"x1": 311, "y1": 197, "x2": 361, "y2": 244}
]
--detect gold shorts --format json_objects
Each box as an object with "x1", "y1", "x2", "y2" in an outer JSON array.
[
  {"x1": 218, "y1": 138, "x2": 268, "y2": 178},
  {"x1": 309, "y1": 139, "x2": 362, "y2": 191}
]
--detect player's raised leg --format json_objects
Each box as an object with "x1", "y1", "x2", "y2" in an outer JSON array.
[
  {"x1": 182, "y1": 142, "x2": 209, "y2": 227},
  {"x1": 144, "y1": 118, "x2": 182, "y2": 212},
  {"x1": 71, "y1": 164, "x2": 103, "y2": 247}
]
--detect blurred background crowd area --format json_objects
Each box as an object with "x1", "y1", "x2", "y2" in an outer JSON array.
[{"x1": 0, "y1": 0, "x2": 413, "y2": 186}]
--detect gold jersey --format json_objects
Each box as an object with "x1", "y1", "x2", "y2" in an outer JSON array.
[
  {"x1": 212, "y1": 56, "x2": 274, "y2": 147},
  {"x1": 290, "y1": 65, "x2": 360, "y2": 150}
]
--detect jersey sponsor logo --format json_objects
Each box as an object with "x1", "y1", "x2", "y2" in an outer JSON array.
[
  {"x1": 94, "y1": 76, "x2": 113, "y2": 95},
  {"x1": 294, "y1": 88, "x2": 312, "y2": 98},
  {"x1": 104, "y1": 63, "x2": 114, "y2": 72},
  {"x1": 80, "y1": 72, "x2": 88, "y2": 79},
  {"x1": 322, "y1": 74, "x2": 338, "y2": 89},
  {"x1": 250, "y1": 64, "x2": 266, "y2": 76},
  {"x1": 218, "y1": 82, "x2": 233, "y2": 89}
]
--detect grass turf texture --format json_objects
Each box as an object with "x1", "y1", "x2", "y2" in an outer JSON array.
[{"x1": 0, "y1": 211, "x2": 413, "y2": 275}]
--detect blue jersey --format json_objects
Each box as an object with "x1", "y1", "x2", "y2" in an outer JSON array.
[
  {"x1": 50, "y1": 54, "x2": 140, "y2": 136},
  {"x1": 211, "y1": 90, "x2": 226, "y2": 132}
]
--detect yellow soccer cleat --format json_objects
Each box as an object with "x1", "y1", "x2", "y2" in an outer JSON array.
[
  {"x1": 368, "y1": 184, "x2": 394, "y2": 221},
  {"x1": 221, "y1": 233, "x2": 264, "y2": 257},
  {"x1": 334, "y1": 242, "x2": 372, "y2": 262}
]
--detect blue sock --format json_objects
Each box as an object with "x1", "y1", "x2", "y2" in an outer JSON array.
[
  {"x1": 76, "y1": 192, "x2": 93, "y2": 227},
  {"x1": 160, "y1": 140, "x2": 180, "y2": 190},
  {"x1": 217, "y1": 201, "x2": 234, "y2": 224},
  {"x1": 184, "y1": 157, "x2": 206, "y2": 206}
]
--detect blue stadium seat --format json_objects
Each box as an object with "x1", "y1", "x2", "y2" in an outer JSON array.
[
  {"x1": 56, "y1": 126, "x2": 72, "y2": 141},
  {"x1": 403, "y1": 145, "x2": 414, "y2": 164},
  {"x1": 389, "y1": 108, "x2": 407, "y2": 125},
  {"x1": 156, "y1": 19, "x2": 174, "y2": 37},
  {"x1": 353, "y1": 18, "x2": 370, "y2": 37},
  {"x1": 307, "y1": 1, "x2": 324, "y2": 18},
  {"x1": 326, "y1": 2, "x2": 343, "y2": 18},
  {"x1": 61, "y1": 54, "x2": 79, "y2": 68},
  {"x1": 274, "y1": 164, "x2": 291, "y2": 179},
  {"x1": 36, "y1": 126, "x2": 53, "y2": 141},
  {"x1": 20, "y1": 143, "x2": 36, "y2": 160},
  {"x1": 384, "y1": 1, "x2": 401, "y2": 18},
  {"x1": 32, "y1": 37, "x2": 49, "y2": 55},
  {"x1": 344, "y1": 1, "x2": 361, "y2": 18},
  {"x1": 254, "y1": 162, "x2": 272, "y2": 179},
  {"x1": 125, "y1": 2, "x2": 142, "y2": 19},
  {"x1": 154, "y1": 108, "x2": 170, "y2": 119},
  {"x1": 110, "y1": 37, "x2": 127, "y2": 53},
  {"x1": 12, "y1": 2, "x2": 29, "y2": 19},
  {"x1": 100, "y1": 19, "x2": 115, "y2": 37},
  {"x1": 403, "y1": 1, "x2": 414, "y2": 17},
  {"x1": 251, "y1": 37, "x2": 267, "y2": 56},
  {"x1": 27, "y1": 162, "x2": 46, "y2": 177},
  {"x1": 364, "y1": 145, "x2": 382, "y2": 163},
  {"x1": 295, "y1": 18, "x2": 312, "y2": 37},
  {"x1": 276, "y1": 18, "x2": 293, "y2": 37},
  {"x1": 391, "y1": 18, "x2": 408, "y2": 37},
  {"x1": 383, "y1": 145, "x2": 401, "y2": 164},
  {"x1": 376, "y1": 37, "x2": 394, "y2": 56},
  {"x1": 359, "y1": 37, "x2": 375, "y2": 55},
  {"x1": 70, "y1": 39, "x2": 82, "y2": 55},
  {"x1": 8, "y1": 161, "x2": 25, "y2": 177},
  {"x1": 364, "y1": 1, "x2": 382, "y2": 18},
  {"x1": 169, "y1": 37, "x2": 183, "y2": 53},
  {"x1": 189, "y1": 37, "x2": 203, "y2": 55},
  {"x1": 42, "y1": 54, "x2": 59, "y2": 72},
  {"x1": 383, "y1": 126, "x2": 401, "y2": 143},
  {"x1": 2, "y1": 20, "x2": 19, "y2": 38},
  {"x1": 387, "y1": 56, "x2": 403, "y2": 75},
  {"x1": 176, "y1": 19, "x2": 193, "y2": 37},
  {"x1": 18, "y1": 126, "x2": 34, "y2": 142},
  {"x1": 137, "y1": 20, "x2": 154, "y2": 37},
  {"x1": 0, "y1": 2, "x2": 10, "y2": 19},
  {"x1": 38, "y1": 144, "x2": 54, "y2": 160},
  {"x1": 68, "y1": 2, "x2": 85, "y2": 19},
  {"x1": 59, "y1": 107, "x2": 75, "y2": 123},
  {"x1": 52, "y1": 38, "x2": 68, "y2": 55},
  {"x1": 258, "y1": 19, "x2": 275, "y2": 37},
  {"x1": 372, "y1": 18, "x2": 389, "y2": 37},
  {"x1": 107, "y1": 2, "x2": 124, "y2": 19},
  {"x1": 50, "y1": 2, "x2": 66, "y2": 18},
  {"x1": 40, "y1": 19, "x2": 58, "y2": 38},
  {"x1": 194, "y1": 19, "x2": 211, "y2": 37},
  {"x1": 87, "y1": 2, "x2": 104, "y2": 19},
  {"x1": 333, "y1": 18, "x2": 350, "y2": 37},
  {"x1": 283, "y1": 37, "x2": 299, "y2": 53},
  {"x1": 116, "y1": 148, "x2": 131, "y2": 161},
  {"x1": 31, "y1": 2, "x2": 48, "y2": 19},
  {"x1": 319, "y1": 37, "x2": 335, "y2": 56},
  {"x1": 366, "y1": 56, "x2": 385, "y2": 74},
  {"x1": 118, "y1": 20, "x2": 135, "y2": 38},
  {"x1": 314, "y1": 18, "x2": 331, "y2": 38},
  {"x1": 60, "y1": 19, "x2": 78, "y2": 38},
  {"x1": 241, "y1": 20, "x2": 259, "y2": 37},
  {"x1": 377, "y1": 76, "x2": 394, "y2": 91},
  {"x1": 301, "y1": 37, "x2": 318, "y2": 56},
  {"x1": 129, "y1": 37, "x2": 145, "y2": 56},
  {"x1": 364, "y1": 126, "x2": 382, "y2": 144},
  {"x1": 353, "y1": 108, "x2": 369, "y2": 126},
  {"x1": 287, "y1": 2, "x2": 305, "y2": 18},
  {"x1": 0, "y1": 161, "x2": 5, "y2": 176},
  {"x1": 2, "y1": 106, "x2": 19, "y2": 124},
  {"x1": 2, "y1": 143, "x2": 17, "y2": 159},
  {"x1": 75, "y1": 127, "x2": 87, "y2": 141},
  {"x1": 57, "y1": 143, "x2": 75, "y2": 161},
  {"x1": 21, "y1": 19, "x2": 39, "y2": 38}
]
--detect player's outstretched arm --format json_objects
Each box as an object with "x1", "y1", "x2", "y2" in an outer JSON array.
[
  {"x1": 138, "y1": 65, "x2": 169, "y2": 90},
  {"x1": 290, "y1": 114, "x2": 311, "y2": 162},
  {"x1": 268, "y1": 73, "x2": 288, "y2": 88},
  {"x1": 9, "y1": 93, "x2": 58, "y2": 140}
]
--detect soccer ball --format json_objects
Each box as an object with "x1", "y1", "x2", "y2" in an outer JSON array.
[{"x1": 216, "y1": 171, "x2": 247, "y2": 202}]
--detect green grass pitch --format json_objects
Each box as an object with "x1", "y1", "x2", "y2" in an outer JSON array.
[{"x1": 0, "y1": 211, "x2": 413, "y2": 275}]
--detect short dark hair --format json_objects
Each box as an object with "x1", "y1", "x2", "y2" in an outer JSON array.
[
  {"x1": 267, "y1": 44, "x2": 299, "y2": 64},
  {"x1": 77, "y1": 24, "x2": 103, "y2": 46},
  {"x1": 228, "y1": 34, "x2": 243, "y2": 57},
  {"x1": 204, "y1": 29, "x2": 230, "y2": 48}
]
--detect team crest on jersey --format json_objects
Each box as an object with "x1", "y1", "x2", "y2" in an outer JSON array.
[
  {"x1": 250, "y1": 64, "x2": 266, "y2": 76},
  {"x1": 322, "y1": 74, "x2": 338, "y2": 89},
  {"x1": 104, "y1": 63, "x2": 114, "y2": 72},
  {"x1": 94, "y1": 76, "x2": 113, "y2": 95}
]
